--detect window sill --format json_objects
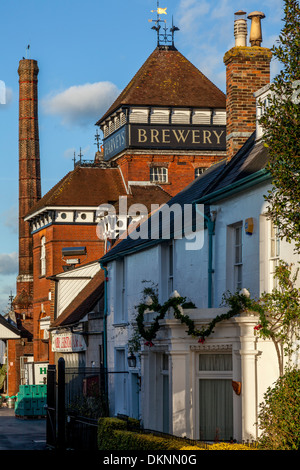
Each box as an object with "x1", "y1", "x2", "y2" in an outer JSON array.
[{"x1": 150, "y1": 181, "x2": 171, "y2": 185}]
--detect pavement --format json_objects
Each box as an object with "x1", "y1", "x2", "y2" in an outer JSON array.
[{"x1": 0, "y1": 405, "x2": 47, "y2": 451}]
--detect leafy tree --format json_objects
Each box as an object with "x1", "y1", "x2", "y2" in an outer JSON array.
[
  {"x1": 253, "y1": 261, "x2": 300, "y2": 376},
  {"x1": 259, "y1": 0, "x2": 300, "y2": 252},
  {"x1": 258, "y1": 367, "x2": 300, "y2": 450}
]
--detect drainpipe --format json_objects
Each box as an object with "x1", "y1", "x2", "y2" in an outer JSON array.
[
  {"x1": 195, "y1": 206, "x2": 216, "y2": 308},
  {"x1": 100, "y1": 262, "x2": 108, "y2": 398}
]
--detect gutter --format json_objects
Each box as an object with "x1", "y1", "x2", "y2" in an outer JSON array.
[
  {"x1": 196, "y1": 206, "x2": 215, "y2": 308},
  {"x1": 194, "y1": 168, "x2": 271, "y2": 205},
  {"x1": 100, "y1": 262, "x2": 108, "y2": 399}
]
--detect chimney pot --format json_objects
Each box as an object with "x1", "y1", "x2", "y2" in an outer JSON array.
[
  {"x1": 234, "y1": 11, "x2": 247, "y2": 47},
  {"x1": 247, "y1": 11, "x2": 265, "y2": 47}
]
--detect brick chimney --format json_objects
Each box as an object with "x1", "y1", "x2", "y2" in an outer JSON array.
[
  {"x1": 16, "y1": 59, "x2": 41, "y2": 304},
  {"x1": 224, "y1": 11, "x2": 272, "y2": 159}
]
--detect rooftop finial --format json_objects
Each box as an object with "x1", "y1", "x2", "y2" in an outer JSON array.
[
  {"x1": 149, "y1": 1, "x2": 179, "y2": 48},
  {"x1": 95, "y1": 129, "x2": 101, "y2": 152}
]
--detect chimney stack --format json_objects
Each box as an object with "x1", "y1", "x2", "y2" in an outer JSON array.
[
  {"x1": 16, "y1": 59, "x2": 41, "y2": 303},
  {"x1": 223, "y1": 11, "x2": 272, "y2": 159}
]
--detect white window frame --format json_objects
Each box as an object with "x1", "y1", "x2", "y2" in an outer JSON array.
[
  {"x1": 115, "y1": 348, "x2": 128, "y2": 415},
  {"x1": 226, "y1": 222, "x2": 243, "y2": 293},
  {"x1": 40, "y1": 236, "x2": 46, "y2": 277},
  {"x1": 160, "y1": 241, "x2": 175, "y2": 301},
  {"x1": 114, "y1": 259, "x2": 127, "y2": 324},
  {"x1": 233, "y1": 224, "x2": 243, "y2": 291},
  {"x1": 150, "y1": 167, "x2": 168, "y2": 183},
  {"x1": 269, "y1": 220, "x2": 280, "y2": 290},
  {"x1": 196, "y1": 351, "x2": 233, "y2": 441},
  {"x1": 195, "y1": 167, "x2": 207, "y2": 178}
]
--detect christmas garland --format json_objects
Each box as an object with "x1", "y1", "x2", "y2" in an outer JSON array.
[{"x1": 135, "y1": 287, "x2": 265, "y2": 346}]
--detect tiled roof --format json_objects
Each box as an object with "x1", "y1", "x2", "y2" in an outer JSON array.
[
  {"x1": 197, "y1": 133, "x2": 269, "y2": 198},
  {"x1": 97, "y1": 47, "x2": 226, "y2": 125},
  {"x1": 51, "y1": 270, "x2": 104, "y2": 328},
  {"x1": 114, "y1": 184, "x2": 171, "y2": 213},
  {"x1": 26, "y1": 166, "x2": 172, "y2": 220},
  {"x1": 25, "y1": 166, "x2": 128, "y2": 218},
  {"x1": 99, "y1": 133, "x2": 270, "y2": 263},
  {"x1": 99, "y1": 159, "x2": 227, "y2": 261}
]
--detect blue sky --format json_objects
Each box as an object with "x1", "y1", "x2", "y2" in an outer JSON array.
[{"x1": 0, "y1": 0, "x2": 285, "y2": 312}]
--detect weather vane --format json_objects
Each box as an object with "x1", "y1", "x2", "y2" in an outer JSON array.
[{"x1": 149, "y1": 1, "x2": 179, "y2": 48}]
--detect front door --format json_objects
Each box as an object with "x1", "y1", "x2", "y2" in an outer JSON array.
[{"x1": 198, "y1": 353, "x2": 233, "y2": 441}]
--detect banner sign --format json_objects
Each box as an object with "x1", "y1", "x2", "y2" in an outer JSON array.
[
  {"x1": 103, "y1": 126, "x2": 127, "y2": 160},
  {"x1": 129, "y1": 124, "x2": 226, "y2": 150},
  {"x1": 103, "y1": 123, "x2": 226, "y2": 160},
  {"x1": 52, "y1": 332, "x2": 87, "y2": 352}
]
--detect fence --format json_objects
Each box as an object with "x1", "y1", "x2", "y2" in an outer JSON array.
[
  {"x1": 64, "y1": 365, "x2": 108, "y2": 450},
  {"x1": 46, "y1": 359, "x2": 108, "y2": 450}
]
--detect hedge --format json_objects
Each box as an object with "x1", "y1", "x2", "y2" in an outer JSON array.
[
  {"x1": 97, "y1": 418, "x2": 196, "y2": 450},
  {"x1": 97, "y1": 418, "x2": 257, "y2": 451}
]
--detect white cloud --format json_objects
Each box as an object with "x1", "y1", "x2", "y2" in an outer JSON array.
[
  {"x1": 42, "y1": 81, "x2": 120, "y2": 127},
  {"x1": 0, "y1": 83, "x2": 13, "y2": 108},
  {"x1": 176, "y1": 0, "x2": 283, "y2": 91},
  {"x1": 0, "y1": 252, "x2": 18, "y2": 275}
]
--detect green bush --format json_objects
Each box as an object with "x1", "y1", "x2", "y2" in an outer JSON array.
[
  {"x1": 98, "y1": 418, "x2": 200, "y2": 451},
  {"x1": 258, "y1": 367, "x2": 300, "y2": 450}
]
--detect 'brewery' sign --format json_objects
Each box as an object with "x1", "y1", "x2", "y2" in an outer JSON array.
[{"x1": 103, "y1": 123, "x2": 226, "y2": 160}]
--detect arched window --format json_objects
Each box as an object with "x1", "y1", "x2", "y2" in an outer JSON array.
[{"x1": 40, "y1": 236, "x2": 46, "y2": 276}]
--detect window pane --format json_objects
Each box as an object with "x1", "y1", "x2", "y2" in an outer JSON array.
[
  {"x1": 199, "y1": 354, "x2": 232, "y2": 371},
  {"x1": 150, "y1": 167, "x2": 168, "y2": 183},
  {"x1": 162, "y1": 353, "x2": 169, "y2": 371},
  {"x1": 199, "y1": 379, "x2": 233, "y2": 441},
  {"x1": 195, "y1": 167, "x2": 207, "y2": 178}
]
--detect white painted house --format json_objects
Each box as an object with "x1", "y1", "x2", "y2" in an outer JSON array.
[{"x1": 99, "y1": 87, "x2": 300, "y2": 442}]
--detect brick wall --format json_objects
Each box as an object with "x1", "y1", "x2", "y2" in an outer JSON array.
[
  {"x1": 18, "y1": 59, "x2": 41, "y2": 281},
  {"x1": 32, "y1": 223, "x2": 104, "y2": 364},
  {"x1": 224, "y1": 46, "x2": 272, "y2": 159},
  {"x1": 8, "y1": 60, "x2": 42, "y2": 396},
  {"x1": 118, "y1": 153, "x2": 225, "y2": 196},
  {"x1": 7, "y1": 336, "x2": 33, "y2": 396}
]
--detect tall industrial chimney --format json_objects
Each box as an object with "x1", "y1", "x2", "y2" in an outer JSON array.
[
  {"x1": 224, "y1": 11, "x2": 272, "y2": 159},
  {"x1": 16, "y1": 59, "x2": 41, "y2": 307}
]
